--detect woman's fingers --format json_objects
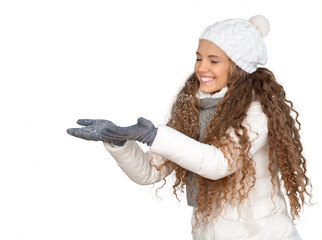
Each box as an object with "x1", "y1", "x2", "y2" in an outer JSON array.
[
  {"x1": 67, "y1": 128, "x2": 84, "y2": 138},
  {"x1": 76, "y1": 119, "x2": 95, "y2": 126},
  {"x1": 67, "y1": 127, "x2": 101, "y2": 141}
]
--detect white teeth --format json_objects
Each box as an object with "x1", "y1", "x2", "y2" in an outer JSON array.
[{"x1": 201, "y1": 77, "x2": 215, "y2": 82}]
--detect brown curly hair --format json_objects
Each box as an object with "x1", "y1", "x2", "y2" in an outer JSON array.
[{"x1": 164, "y1": 61, "x2": 312, "y2": 227}]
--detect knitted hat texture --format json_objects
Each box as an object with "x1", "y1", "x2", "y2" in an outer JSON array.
[{"x1": 199, "y1": 15, "x2": 270, "y2": 74}]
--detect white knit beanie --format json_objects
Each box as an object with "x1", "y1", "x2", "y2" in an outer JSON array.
[{"x1": 199, "y1": 15, "x2": 270, "y2": 74}]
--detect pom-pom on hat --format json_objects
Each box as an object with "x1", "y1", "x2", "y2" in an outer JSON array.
[{"x1": 199, "y1": 15, "x2": 270, "y2": 74}]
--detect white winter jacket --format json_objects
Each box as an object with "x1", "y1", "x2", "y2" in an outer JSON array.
[{"x1": 103, "y1": 87, "x2": 301, "y2": 240}]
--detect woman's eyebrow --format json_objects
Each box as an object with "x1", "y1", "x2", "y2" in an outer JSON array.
[{"x1": 196, "y1": 52, "x2": 221, "y2": 58}]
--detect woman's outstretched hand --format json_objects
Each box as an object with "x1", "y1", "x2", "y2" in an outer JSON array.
[
  {"x1": 67, "y1": 119, "x2": 126, "y2": 146},
  {"x1": 101, "y1": 117, "x2": 157, "y2": 147},
  {"x1": 67, "y1": 117, "x2": 157, "y2": 147}
]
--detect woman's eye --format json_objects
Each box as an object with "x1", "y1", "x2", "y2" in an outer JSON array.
[{"x1": 195, "y1": 58, "x2": 218, "y2": 64}]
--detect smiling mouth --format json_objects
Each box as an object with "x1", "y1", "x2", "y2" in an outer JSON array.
[{"x1": 200, "y1": 76, "x2": 216, "y2": 84}]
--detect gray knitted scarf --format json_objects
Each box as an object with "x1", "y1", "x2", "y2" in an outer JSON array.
[{"x1": 186, "y1": 97, "x2": 222, "y2": 207}]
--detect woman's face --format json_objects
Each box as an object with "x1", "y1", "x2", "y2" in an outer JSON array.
[{"x1": 195, "y1": 39, "x2": 230, "y2": 93}]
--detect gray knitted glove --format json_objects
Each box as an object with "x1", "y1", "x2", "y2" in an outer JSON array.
[
  {"x1": 101, "y1": 117, "x2": 157, "y2": 146},
  {"x1": 67, "y1": 119, "x2": 126, "y2": 146}
]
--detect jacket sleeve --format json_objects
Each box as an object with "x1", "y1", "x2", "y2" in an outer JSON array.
[
  {"x1": 150, "y1": 101, "x2": 268, "y2": 180},
  {"x1": 103, "y1": 141, "x2": 175, "y2": 185}
]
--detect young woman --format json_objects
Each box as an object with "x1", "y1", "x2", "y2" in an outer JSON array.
[{"x1": 67, "y1": 15, "x2": 312, "y2": 239}]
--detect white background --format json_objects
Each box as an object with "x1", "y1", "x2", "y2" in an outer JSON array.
[{"x1": 0, "y1": 0, "x2": 321, "y2": 239}]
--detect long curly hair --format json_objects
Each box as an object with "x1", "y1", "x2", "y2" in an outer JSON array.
[{"x1": 164, "y1": 61, "x2": 312, "y2": 227}]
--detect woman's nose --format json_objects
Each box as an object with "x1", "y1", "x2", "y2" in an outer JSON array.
[{"x1": 197, "y1": 61, "x2": 210, "y2": 73}]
